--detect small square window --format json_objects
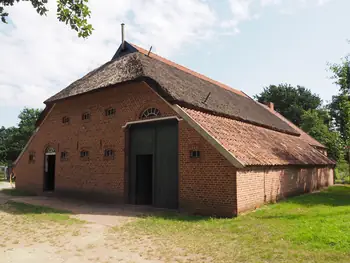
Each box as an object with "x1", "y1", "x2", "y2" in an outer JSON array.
[
  {"x1": 62, "y1": 116, "x2": 70, "y2": 124},
  {"x1": 60, "y1": 151, "x2": 68, "y2": 161},
  {"x1": 190, "y1": 150, "x2": 200, "y2": 158},
  {"x1": 105, "y1": 108, "x2": 116, "y2": 117},
  {"x1": 80, "y1": 150, "x2": 89, "y2": 158},
  {"x1": 104, "y1": 149, "x2": 115, "y2": 159},
  {"x1": 82, "y1": 112, "x2": 91, "y2": 121},
  {"x1": 29, "y1": 152, "x2": 36, "y2": 163}
]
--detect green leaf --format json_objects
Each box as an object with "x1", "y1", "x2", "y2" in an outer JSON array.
[{"x1": 0, "y1": 0, "x2": 93, "y2": 38}]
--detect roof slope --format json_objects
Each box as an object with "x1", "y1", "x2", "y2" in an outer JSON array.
[
  {"x1": 129, "y1": 43, "x2": 247, "y2": 97},
  {"x1": 260, "y1": 103, "x2": 326, "y2": 149},
  {"x1": 46, "y1": 44, "x2": 298, "y2": 135},
  {"x1": 183, "y1": 107, "x2": 334, "y2": 166},
  {"x1": 40, "y1": 41, "x2": 334, "y2": 166}
]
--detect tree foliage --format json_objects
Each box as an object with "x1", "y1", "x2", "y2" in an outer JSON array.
[
  {"x1": 0, "y1": 126, "x2": 7, "y2": 163},
  {"x1": 254, "y1": 83, "x2": 345, "y2": 163},
  {"x1": 0, "y1": 0, "x2": 93, "y2": 38},
  {"x1": 328, "y1": 49, "x2": 350, "y2": 178},
  {"x1": 301, "y1": 109, "x2": 344, "y2": 161},
  {"x1": 254, "y1": 44, "x2": 350, "y2": 171},
  {"x1": 254, "y1": 84, "x2": 322, "y2": 126},
  {"x1": 0, "y1": 108, "x2": 41, "y2": 164},
  {"x1": 329, "y1": 94, "x2": 350, "y2": 144},
  {"x1": 329, "y1": 55, "x2": 350, "y2": 94}
]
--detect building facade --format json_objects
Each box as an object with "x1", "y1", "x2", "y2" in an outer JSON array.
[{"x1": 14, "y1": 41, "x2": 335, "y2": 217}]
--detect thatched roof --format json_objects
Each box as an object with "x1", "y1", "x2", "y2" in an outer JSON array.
[{"x1": 46, "y1": 42, "x2": 299, "y2": 135}]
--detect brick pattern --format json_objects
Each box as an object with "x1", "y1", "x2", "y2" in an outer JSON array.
[
  {"x1": 178, "y1": 121, "x2": 237, "y2": 216},
  {"x1": 14, "y1": 80, "x2": 334, "y2": 217},
  {"x1": 15, "y1": 81, "x2": 237, "y2": 216},
  {"x1": 15, "y1": 82, "x2": 175, "y2": 198},
  {"x1": 236, "y1": 166, "x2": 334, "y2": 213}
]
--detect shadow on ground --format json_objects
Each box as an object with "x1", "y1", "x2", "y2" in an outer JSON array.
[
  {"x1": 0, "y1": 188, "x2": 36, "y2": 196},
  {"x1": 3, "y1": 200, "x2": 72, "y2": 215},
  {"x1": 0, "y1": 187, "x2": 206, "y2": 224},
  {"x1": 1, "y1": 185, "x2": 349, "y2": 224}
]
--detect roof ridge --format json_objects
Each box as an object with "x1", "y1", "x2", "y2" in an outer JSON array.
[
  {"x1": 175, "y1": 100, "x2": 300, "y2": 136},
  {"x1": 129, "y1": 43, "x2": 247, "y2": 98}
]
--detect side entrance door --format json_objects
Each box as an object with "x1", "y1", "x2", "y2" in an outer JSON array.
[{"x1": 44, "y1": 147, "x2": 56, "y2": 191}]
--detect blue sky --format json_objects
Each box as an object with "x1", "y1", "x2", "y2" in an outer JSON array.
[{"x1": 0, "y1": 0, "x2": 349, "y2": 128}]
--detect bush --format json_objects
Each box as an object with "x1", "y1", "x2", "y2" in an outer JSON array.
[{"x1": 335, "y1": 160, "x2": 350, "y2": 184}]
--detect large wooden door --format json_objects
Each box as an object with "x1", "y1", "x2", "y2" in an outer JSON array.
[
  {"x1": 154, "y1": 121, "x2": 178, "y2": 208},
  {"x1": 129, "y1": 120, "x2": 178, "y2": 209}
]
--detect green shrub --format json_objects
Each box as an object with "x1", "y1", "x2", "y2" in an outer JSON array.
[{"x1": 335, "y1": 160, "x2": 350, "y2": 184}]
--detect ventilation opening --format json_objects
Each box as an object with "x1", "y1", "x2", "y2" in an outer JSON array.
[{"x1": 140, "y1": 107, "x2": 161, "y2": 119}]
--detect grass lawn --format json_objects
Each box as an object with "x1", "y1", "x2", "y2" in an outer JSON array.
[
  {"x1": 117, "y1": 185, "x2": 350, "y2": 263},
  {"x1": 336, "y1": 179, "x2": 350, "y2": 184},
  {"x1": 3, "y1": 201, "x2": 84, "y2": 224},
  {"x1": 0, "y1": 188, "x2": 36, "y2": 196},
  {"x1": 0, "y1": 171, "x2": 6, "y2": 183}
]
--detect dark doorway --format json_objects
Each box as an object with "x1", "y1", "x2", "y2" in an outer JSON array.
[
  {"x1": 44, "y1": 154, "x2": 55, "y2": 191},
  {"x1": 135, "y1": 154, "x2": 153, "y2": 205}
]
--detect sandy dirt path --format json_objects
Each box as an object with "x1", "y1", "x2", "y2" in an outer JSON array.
[{"x1": 0, "y1": 190, "x2": 207, "y2": 263}]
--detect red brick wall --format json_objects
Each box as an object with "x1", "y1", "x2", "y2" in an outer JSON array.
[
  {"x1": 15, "y1": 81, "x2": 237, "y2": 216},
  {"x1": 178, "y1": 121, "x2": 237, "y2": 216},
  {"x1": 15, "y1": 80, "x2": 332, "y2": 217},
  {"x1": 236, "y1": 166, "x2": 334, "y2": 213},
  {"x1": 15, "y1": 82, "x2": 176, "y2": 198}
]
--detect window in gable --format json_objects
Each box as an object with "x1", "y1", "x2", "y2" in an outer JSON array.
[
  {"x1": 29, "y1": 152, "x2": 36, "y2": 163},
  {"x1": 62, "y1": 116, "x2": 70, "y2": 124},
  {"x1": 105, "y1": 108, "x2": 116, "y2": 117},
  {"x1": 104, "y1": 149, "x2": 115, "y2": 159},
  {"x1": 80, "y1": 150, "x2": 89, "y2": 159},
  {"x1": 190, "y1": 150, "x2": 200, "y2": 159},
  {"x1": 82, "y1": 112, "x2": 91, "y2": 121},
  {"x1": 60, "y1": 151, "x2": 69, "y2": 161},
  {"x1": 140, "y1": 107, "x2": 161, "y2": 119}
]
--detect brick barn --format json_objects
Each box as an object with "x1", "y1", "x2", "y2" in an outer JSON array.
[{"x1": 14, "y1": 40, "x2": 335, "y2": 217}]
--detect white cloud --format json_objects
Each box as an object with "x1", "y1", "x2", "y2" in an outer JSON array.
[
  {"x1": 0, "y1": 0, "x2": 216, "y2": 108},
  {"x1": 229, "y1": 0, "x2": 253, "y2": 21},
  {"x1": 318, "y1": 0, "x2": 332, "y2": 5},
  {"x1": 260, "y1": 0, "x2": 281, "y2": 6},
  {"x1": 0, "y1": 0, "x2": 334, "y2": 110},
  {"x1": 221, "y1": 0, "x2": 333, "y2": 31},
  {"x1": 220, "y1": 0, "x2": 255, "y2": 30}
]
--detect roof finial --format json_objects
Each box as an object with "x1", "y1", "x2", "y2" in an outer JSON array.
[
  {"x1": 121, "y1": 23, "x2": 125, "y2": 50},
  {"x1": 147, "y1": 46, "x2": 153, "y2": 56},
  {"x1": 267, "y1": 102, "x2": 274, "y2": 111}
]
